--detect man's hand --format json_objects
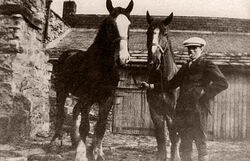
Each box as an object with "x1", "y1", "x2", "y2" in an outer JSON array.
[{"x1": 139, "y1": 81, "x2": 153, "y2": 90}]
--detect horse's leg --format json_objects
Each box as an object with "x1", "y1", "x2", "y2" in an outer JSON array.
[
  {"x1": 165, "y1": 115, "x2": 181, "y2": 161},
  {"x1": 149, "y1": 106, "x2": 167, "y2": 161},
  {"x1": 51, "y1": 89, "x2": 67, "y2": 146},
  {"x1": 91, "y1": 96, "x2": 113, "y2": 161},
  {"x1": 70, "y1": 101, "x2": 81, "y2": 148},
  {"x1": 75, "y1": 99, "x2": 92, "y2": 161}
]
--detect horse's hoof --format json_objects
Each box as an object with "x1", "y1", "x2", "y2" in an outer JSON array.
[
  {"x1": 93, "y1": 148, "x2": 105, "y2": 161},
  {"x1": 75, "y1": 154, "x2": 88, "y2": 161},
  {"x1": 75, "y1": 141, "x2": 88, "y2": 161},
  {"x1": 75, "y1": 147, "x2": 88, "y2": 161}
]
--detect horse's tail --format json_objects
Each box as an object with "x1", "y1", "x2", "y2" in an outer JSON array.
[
  {"x1": 52, "y1": 50, "x2": 73, "y2": 90},
  {"x1": 53, "y1": 51, "x2": 70, "y2": 75}
]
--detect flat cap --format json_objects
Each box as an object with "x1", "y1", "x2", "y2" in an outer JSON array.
[{"x1": 183, "y1": 37, "x2": 206, "y2": 47}]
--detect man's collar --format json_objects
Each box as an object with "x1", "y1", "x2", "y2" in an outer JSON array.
[
  {"x1": 192, "y1": 54, "x2": 204, "y2": 62},
  {"x1": 188, "y1": 55, "x2": 205, "y2": 67}
]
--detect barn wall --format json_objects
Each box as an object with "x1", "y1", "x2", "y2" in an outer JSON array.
[
  {"x1": 113, "y1": 67, "x2": 250, "y2": 140},
  {"x1": 208, "y1": 68, "x2": 250, "y2": 140}
]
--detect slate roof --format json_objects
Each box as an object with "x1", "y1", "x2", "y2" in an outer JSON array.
[
  {"x1": 65, "y1": 14, "x2": 250, "y2": 33},
  {"x1": 47, "y1": 28, "x2": 250, "y2": 67}
]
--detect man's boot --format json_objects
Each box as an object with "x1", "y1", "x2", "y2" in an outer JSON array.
[
  {"x1": 198, "y1": 155, "x2": 209, "y2": 161},
  {"x1": 180, "y1": 152, "x2": 192, "y2": 161}
]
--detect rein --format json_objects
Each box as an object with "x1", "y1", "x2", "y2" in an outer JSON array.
[
  {"x1": 151, "y1": 38, "x2": 172, "y2": 94},
  {"x1": 152, "y1": 40, "x2": 168, "y2": 71}
]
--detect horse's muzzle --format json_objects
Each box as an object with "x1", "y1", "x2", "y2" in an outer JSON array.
[{"x1": 119, "y1": 57, "x2": 130, "y2": 65}]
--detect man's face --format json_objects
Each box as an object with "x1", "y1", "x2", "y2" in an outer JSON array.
[{"x1": 187, "y1": 46, "x2": 203, "y2": 61}]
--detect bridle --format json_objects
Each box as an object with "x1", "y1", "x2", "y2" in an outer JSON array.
[
  {"x1": 112, "y1": 36, "x2": 128, "y2": 43},
  {"x1": 150, "y1": 37, "x2": 169, "y2": 71},
  {"x1": 151, "y1": 42, "x2": 168, "y2": 55},
  {"x1": 149, "y1": 32, "x2": 172, "y2": 93}
]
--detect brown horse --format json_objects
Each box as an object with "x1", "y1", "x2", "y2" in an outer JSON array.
[
  {"x1": 145, "y1": 11, "x2": 180, "y2": 161},
  {"x1": 50, "y1": 0, "x2": 134, "y2": 161}
]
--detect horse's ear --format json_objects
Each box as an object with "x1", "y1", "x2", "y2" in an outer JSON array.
[
  {"x1": 146, "y1": 11, "x2": 153, "y2": 24},
  {"x1": 125, "y1": 0, "x2": 134, "y2": 13},
  {"x1": 106, "y1": 0, "x2": 114, "y2": 13},
  {"x1": 163, "y1": 12, "x2": 173, "y2": 26}
]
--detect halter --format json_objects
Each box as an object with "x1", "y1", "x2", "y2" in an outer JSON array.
[
  {"x1": 150, "y1": 35, "x2": 174, "y2": 93},
  {"x1": 151, "y1": 40, "x2": 169, "y2": 70},
  {"x1": 112, "y1": 36, "x2": 128, "y2": 43},
  {"x1": 152, "y1": 42, "x2": 168, "y2": 55}
]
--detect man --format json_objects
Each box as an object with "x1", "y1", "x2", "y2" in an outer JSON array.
[{"x1": 141, "y1": 37, "x2": 228, "y2": 161}]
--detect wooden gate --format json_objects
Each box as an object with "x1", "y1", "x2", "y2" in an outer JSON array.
[
  {"x1": 112, "y1": 67, "x2": 155, "y2": 135},
  {"x1": 113, "y1": 89, "x2": 155, "y2": 135}
]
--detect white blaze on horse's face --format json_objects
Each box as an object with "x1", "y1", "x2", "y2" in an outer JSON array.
[
  {"x1": 151, "y1": 28, "x2": 161, "y2": 61},
  {"x1": 115, "y1": 14, "x2": 131, "y2": 65},
  {"x1": 152, "y1": 28, "x2": 160, "y2": 53}
]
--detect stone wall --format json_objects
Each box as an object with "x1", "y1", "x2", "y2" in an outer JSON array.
[
  {"x1": 46, "y1": 10, "x2": 69, "y2": 43},
  {"x1": 0, "y1": 0, "x2": 51, "y2": 143}
]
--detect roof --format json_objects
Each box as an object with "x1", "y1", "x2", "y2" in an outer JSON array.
[
  {"x1": 47, "y1": 28, "x2": 250, "y2": 66},
  {"x1": 64, "y1": 14, "x2": 250, "y2": 33}
]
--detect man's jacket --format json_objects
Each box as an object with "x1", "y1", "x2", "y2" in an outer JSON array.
[{"x1": 154, "y1": 55, "x2": 228, "y2": 128}]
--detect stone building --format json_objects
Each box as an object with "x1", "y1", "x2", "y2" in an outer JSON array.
[{"x1": 0, "y1": 0, "x2": 69, "y2": 143}]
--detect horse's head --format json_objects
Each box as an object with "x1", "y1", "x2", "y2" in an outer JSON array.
[
  {"x1": 146, "y1": 11, "x2": 173, "y2": 70},
  {"x1": 104, "y1": 0, "x2": 133, "y2": 66}
]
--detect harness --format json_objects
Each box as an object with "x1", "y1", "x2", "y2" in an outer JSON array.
[
  {"x1": 151, "y1": 39, "x2": 171, "y2": 93},
  {"x1": 112, "y1": 36, "x2": 128, "y2": 43},
  {"x1": 152, "y1": 42, "x2": 168, "y2": 54}
]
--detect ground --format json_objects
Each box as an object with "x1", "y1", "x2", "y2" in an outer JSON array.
[{"x1": 1, "y1": 132, "x2": 250, "y2": 161}]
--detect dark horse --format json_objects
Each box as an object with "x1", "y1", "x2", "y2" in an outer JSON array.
[
  {"x1": 51, "y1": 0, "x2": 134, "y2": 161},
  {"x1": 145, "y1": 11, "x2": 180, "y2": 161}
]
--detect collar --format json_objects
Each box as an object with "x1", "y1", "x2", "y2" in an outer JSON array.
[
  {"x1": 188, "y1": 55, "x2": 205, "y2": 67},
  {"x1": 192, "y1": 55, "x2": 205, "y2": 63}
]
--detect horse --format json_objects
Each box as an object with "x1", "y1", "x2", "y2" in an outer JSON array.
[
  {"x1": 145, "y1": 11, "x2": 180, "y2": 161},
  {"x1": 50, "y1": 0, "x2": 134, "y2": 161}
]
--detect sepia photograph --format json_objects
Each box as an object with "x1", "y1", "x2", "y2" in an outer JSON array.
[{"x1": 0, "y1": 0, "x2": 250, "y2": 161}]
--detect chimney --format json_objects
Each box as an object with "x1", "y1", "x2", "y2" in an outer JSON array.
[{"x1": 63, "y1": 0, "x2": 76, "y2": 19}]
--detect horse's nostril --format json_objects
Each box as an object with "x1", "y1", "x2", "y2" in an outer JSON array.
[{"x1": 125, "y1": 58, "x2": 130, "y2": 64}]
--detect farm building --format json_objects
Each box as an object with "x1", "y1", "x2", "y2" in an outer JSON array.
[
  {"x1": 46, "y1": 1, "x2": 250, "y2": 140},
  {"x1": 0, "y1": 0, "x2": 54, "y2": 142}
]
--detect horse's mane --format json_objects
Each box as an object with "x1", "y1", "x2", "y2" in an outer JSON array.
[
  {"x1": 92, "y1": 18, "x2": 108, "y2": 45},
  {"x1": 166, "y1": 36, "x2": 178, "y2": 74}
]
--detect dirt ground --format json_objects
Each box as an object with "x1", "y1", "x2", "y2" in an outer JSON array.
[
  {"x1": 1, "y1": 132, "x2": 250, "y2": 161},
  {"x1": 91, "y1": 133, "x2": 250, "y2": 161},
  {"x1": 47, "y1": 132, "x2": 250, "y2": 161}
]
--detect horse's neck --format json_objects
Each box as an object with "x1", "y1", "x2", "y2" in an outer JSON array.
[
  {"x1": 87, "y1": 26, "x2": 109, "y2": 62},
  {"x1": 86, "y1": 31, "x2": 116, "y2": 73},
  {"x1": 162, "y1": 50, "x2": 177, "y2": 81}
]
